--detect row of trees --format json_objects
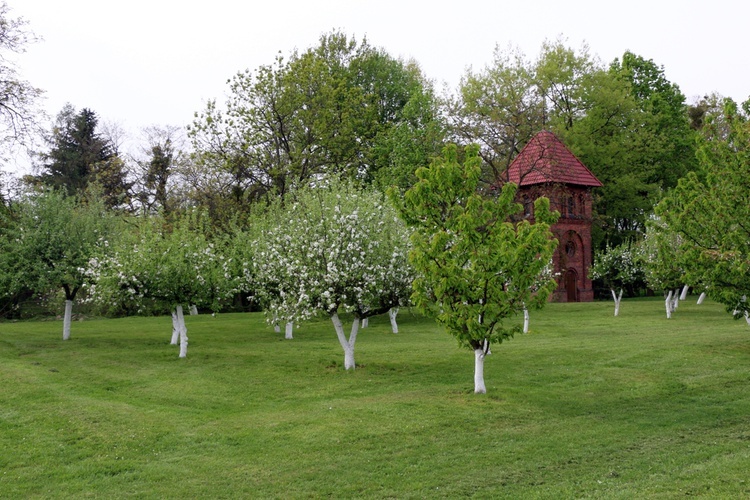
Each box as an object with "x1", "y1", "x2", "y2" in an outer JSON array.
[
  {"x1": 0, "y1": 153, "x2": 559, "y2": 393},
  {"x1": 1, "y1": 4, "x2": 748, "y2": 393},
  {"x1": 591, "y1": 99, "x2": 750, "y2": 325}
]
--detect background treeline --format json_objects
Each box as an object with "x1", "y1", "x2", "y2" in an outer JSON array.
[{"x1": 1, "y1": 28, "x2": 748, "y2": 319}]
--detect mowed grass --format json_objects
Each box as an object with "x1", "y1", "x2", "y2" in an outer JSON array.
[{"x1": 2, "y1": 298, "x2": 750, "y2": 498}]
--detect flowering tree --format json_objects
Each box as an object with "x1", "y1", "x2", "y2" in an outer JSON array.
[
  {"x1": 0, "y1": 189, "x2": 114, "y2": 339},
  {"x1": 252, "y1": 180, "x2": 413, "y2": 369},
  {"x1": 589, "y1": 243, "x2": 644, "y2": 316},
  {"x1": 394, "y1": 144, "x2": 559, "y2": 394},
  {"x1": 86, "y1": 211, "x2": 237, "y2": 357}
]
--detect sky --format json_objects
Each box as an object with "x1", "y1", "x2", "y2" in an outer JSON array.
[{"x1": 7, "y1": 0, "x2": 750, "y2": 173}]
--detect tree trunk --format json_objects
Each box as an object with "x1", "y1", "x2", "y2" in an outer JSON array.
[
  {"x1": 680, "y1": 285, "x2": 689, "y2": 301},
  {"x1": 176, "y1": 304, "x2": 188, "y2": 358},
  {"x1": 672, "y1": 289, "x2": 680, "y2": 311},
  {"x1": 612, "y1": 289, "x2": 623, "y2": 317},
  {"x1": 62, "y1": 299, "x2": 73, "y2": 340},
  {"x1": 361, "y1": 317, "x2": 369, "y2": 328},
  {"x1": 389, "y1": 307, "x2": 399, "y2": 334},
  {"x1": 170, "y1": 310, "x2": 179, "y2": 345},
  {"x1": 285, "y1": 322, "x2": 294, "y2": 340},
  {"x1": 190, "y1": 304, "x2": 198, "y2": 315},
  {"x1": 697, "y1": 292, "x2": 707, "y2": 305},
  {"x1": 474, "y1": 348, "x2": 487, "y2": 394},
  {"x1": 664, "y1": 290, "x2": 672, "y2": 319},
  {"x1": 331, "y1": 312, "x2": 358, "y2": 370},
  {"x1": 523, "y1": 306, "x2": 530, "y2": 333}
]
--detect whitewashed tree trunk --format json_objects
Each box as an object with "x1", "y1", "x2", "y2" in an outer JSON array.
[
  {"x1": 671, "y1": 289, "x2": 680, "y2": 311},
  {"x1": 170, "y1": 311, "x2": 179, "y2": 344},
  {"x1": 176, "y1": 304, "x2": 188, "y2": 358},
  {"x1": 62, "y1": 299, "x2": 73, "y2": 340},
  {"x1": 745, "y1": 311, "x2": 750, "y2": 327},
  {"x1": 331, "y1": 313, "x2": 359, "y2": 370},
  {"x1": 612, "y1": 289, "x2": 623, "y2": 317},
  {"x1": 190, "y1": 304, "x2": 198, "y2": 315},
  {"x1": 697, "y1": 292, "x2": 707, "y2": 305},
  {"x1": 361, "y1": 318, "x2": 369, "y2": 328},
  {"x1": 680, "y1": 285, "x2": 689, "y2": 300},
  {"x1": 389, "y1": 307, "x2": 399, "y2": 334},
  {"x1": 285, "y1": 322, "x2": 294, "y2": 340},
  {"x1": 664, "y1": 290, "x2": 673, "y2": 319},
  {"x1": 523, "y1": 306, "x2": 530, "y2": 333},
  {"x1": 474, "y1": 348, "x2": 487, "y2": 394}
]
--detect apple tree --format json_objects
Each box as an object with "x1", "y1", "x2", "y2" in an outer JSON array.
[{"x1": 252, "y1": 179, "x2": 413, "y2": 369}]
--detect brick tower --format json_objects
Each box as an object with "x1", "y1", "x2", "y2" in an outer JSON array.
[{"x1": 504, "y1": 130, "x2": 602, "y2": 302}]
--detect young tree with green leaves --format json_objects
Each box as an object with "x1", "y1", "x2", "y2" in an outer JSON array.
[
  {"x1": 657, "y1": 97, "x2": 750, "y2": 326},
  {"x1": 394, "y1": 144, "x2": 559, "y2": 394},
  {"x1": 251, "y1": 180, "x2": 413, "y2": 369},
  {"x1": 0, "y1": 189, "x2": 115, "y2": 339}
]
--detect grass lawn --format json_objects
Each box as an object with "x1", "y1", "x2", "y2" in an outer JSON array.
[{"x1": 1, "y1": 297, "x2": 750, "y2": 498}]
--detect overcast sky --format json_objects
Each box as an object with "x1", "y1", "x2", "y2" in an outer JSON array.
[{"x1": 8, "y1": 0, "x2": 750, "y2": 173}]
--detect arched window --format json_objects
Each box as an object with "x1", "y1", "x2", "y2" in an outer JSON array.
[{"x1": 565, "y1": 240, "x2": 576, "y2": 257}]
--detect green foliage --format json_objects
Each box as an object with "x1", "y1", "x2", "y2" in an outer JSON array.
[
  {"x1": 34, "y1": 105, "x2": 131, "y2": 207},
  {"x1": 657, "y1": 97, "x2": 750, "y2": 319},
  {"x1": 0, "y1": 189, "x2": 115, "y2": 302},
  {"x1": 86, "y1": 211, "x2": 237, "y2": 314},
  {"x1": 637, "y1": 216, "x2": 686, "y2": 294},
  {"x1": 448, "y1": 45, "x2": 543, "y2": 184},
  {"x1": 396, "y1": 144, "x2": 559, "y2": 351},
  {"x1": 189, "y1": 31, "x2": 442, "y2": 226},
  {"x1": 450, "y1": 40, "x2": 698, "y2": 249}
]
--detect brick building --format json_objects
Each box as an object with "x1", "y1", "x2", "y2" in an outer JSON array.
[{"x1": 504, "y1": 130, "x2": 602, "y2": 302}]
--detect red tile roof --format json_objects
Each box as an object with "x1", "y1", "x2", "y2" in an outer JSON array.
[{"x1": 506, "y1": 130, "x2": 603, "y2": 187}]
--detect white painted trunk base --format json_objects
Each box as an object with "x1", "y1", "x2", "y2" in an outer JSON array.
[
  {"x1": 190, "y1": 304, "x2": 198, "y2": 315},
  {"x1": 523, "y1": 307, "x2": 530, "y2": 333},
  {"x1": 474, "y1": 349, "x2": 487, "y2": 394},
  {"x1": 697, "y1": 292, "x2": 707, "y2": 305},
  {"x1": 389, "y1": 307, "x2": 399, "y2": 334},
  {"x1": 361, "y1": 318, "x2": 369, "y2": 328},
  {"x1": 612, "y1": 289, "x2": 623, "y2": 317},
  {"x1": 665, "y1": 290, "x2": 673, "y2": 319},
  {"x1": 176, "y1": 305, "x2": 188, "y2": 358},
  {"x1": 680, "y1": 285, "x2": 689, "y2": 301},
  {"x1": 170, "y1": 311, "x2": 179, "y2": 344},
  {"x1": 285, "y1": 322, "x2": 294, "y2": 340},
  {"x1": 63, "y1": 299, "x2": 73, "y2": 340},
  {"x1": 331, "y1": 313, "x2": 359, "y2": 370},
  {"x1": 672, "y1": 289, "x2": 680, "y2": 311}
]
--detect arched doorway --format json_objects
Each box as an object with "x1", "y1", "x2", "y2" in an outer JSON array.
[{"x1": 565, "y1": 268, "x2": 579, "y2": 302}]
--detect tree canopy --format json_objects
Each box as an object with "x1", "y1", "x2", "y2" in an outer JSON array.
[
  {"x1": 657, "y1": 97, "x2": 750, "y2": 323},
  {"x1": 395, "y1": 144, "x2": 559, "y2": 393},
  {"x1": 188, "y1": 31, "x2": 443, "y2": 227}
]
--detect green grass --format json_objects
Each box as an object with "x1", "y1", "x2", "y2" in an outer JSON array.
[{"x1": 2, "y1": 298, "x2": 750, "y2": 498}]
